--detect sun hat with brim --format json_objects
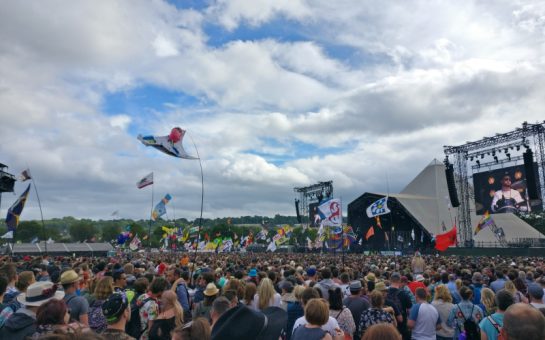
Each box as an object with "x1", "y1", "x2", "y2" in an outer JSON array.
[
  {"x1": 374, "y1": 282, "x2": 388, "y2": 292},
  {"x1": 17, "y1": 281, "x2": 65, "y2": 307},
  {"x1": 365, "y1": 273, "x2": 376, "y2": 282},
  {"x1": 204, "y1": 282, "x2": 219, "y2": 296},
  {"x1": 60, "y1": 270, "x2": 81, "y2": 285},
  {"x1": 415, "y1": 274, "x2": 425, "y2": 282},
  {"x1": 211, "y1": 305, "x2": 287, "y2": 340}
]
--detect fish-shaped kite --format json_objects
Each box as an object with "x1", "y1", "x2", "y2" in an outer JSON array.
[{"x1": 138, "y1": 127, "x2": 197, "y2": 159}]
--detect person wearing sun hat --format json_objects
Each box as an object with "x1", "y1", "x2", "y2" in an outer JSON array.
[
  {"x1": 193, "y1": 282, "x2": 220, "y2": 321},
  {"x1": 101, "y1": 292, "x2": 135, "y2": 340},
  {"x1": 61, "y1": 269, "x2": 90, "y2": 325},
  {"x1": 0, "y1": 281, "x2": 64, "y2": 339}
]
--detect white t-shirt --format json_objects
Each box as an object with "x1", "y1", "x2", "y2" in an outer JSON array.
[
  {"x1": 292, "y1": 316, "x2": 340, "y2": 336},
  {"x1": 251, "y1": 293, "x2": 282, "y2": 310}
]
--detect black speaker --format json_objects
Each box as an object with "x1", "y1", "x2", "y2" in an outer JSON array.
[
  {"x1": 295, "y1": 199, "x2": 302, "y2": 223},
  {"x1": 523, "y1": 149, "x2": 539, "y2": 200},
  {"x1": 445, "y1": 164, "x2": 460, "y2": 207}
]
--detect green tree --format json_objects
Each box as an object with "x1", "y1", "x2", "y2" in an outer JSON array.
[
  {"x1": 14, "y1": 221, "x2": 44, "y2": 242},
  {"x1": 101, "y1": 224, "x2": 122, "y2": 242},
  {"x1": 69, "y1": 220, "x2": 97, "y2": 242}
]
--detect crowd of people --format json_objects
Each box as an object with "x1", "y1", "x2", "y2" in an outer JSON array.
[{"x1": 0, "y1": 251, "x2": 545, "y2": 340}]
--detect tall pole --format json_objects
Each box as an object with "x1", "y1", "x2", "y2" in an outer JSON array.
[
  {"x1": 148, "y1": 179, "x2": 154, "y2": 250},
  {"x1": 188, "y1": 134, "x2": 204, "y2": 287},
  {"x1": 28, "y1": 171, "x2": 47, "y2": 255}
]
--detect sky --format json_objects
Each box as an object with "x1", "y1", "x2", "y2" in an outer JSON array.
[{"x1": 1, "y1": 0, "x2": 544, "y2": 222}]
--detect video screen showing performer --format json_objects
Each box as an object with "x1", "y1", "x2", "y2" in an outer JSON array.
[
  {"x1": 473, "y1": 166, "x2": 542, "y2": 215},
  {"x1": 309, "y1": 202, "x2": 321, "y2": 227}
]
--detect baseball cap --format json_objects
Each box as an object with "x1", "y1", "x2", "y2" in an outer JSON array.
[{"x1": 306, "y1": 268, "x2": 316, "y2": 277}]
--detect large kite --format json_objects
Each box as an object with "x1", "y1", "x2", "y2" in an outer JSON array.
[{"x1": 138, "y1": 127, "x2": 197, "y2": 159}]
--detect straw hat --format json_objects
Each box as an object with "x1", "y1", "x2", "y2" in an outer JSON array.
[
  {"x1": 17, "y1": 281, "x2": 65, "y2": 307},
  {"x1": 60, "y1": 270, "x2": 81, "y2": 285},
  {"x1": 204, "y1": 282, "x2": 219, "y2": 296}
]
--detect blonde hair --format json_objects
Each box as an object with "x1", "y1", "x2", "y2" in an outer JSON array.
[
  {"x1": 93, "y1": 276, "x2": 114, "y2": 301},
  {"x1": 504, "y1": 281, "x2": 516, "y2": 295},
  {"x1": 161, "y1": 290, "x2": 184, "y2": 327},
  {"x1": 480, "y1": 288, "x2": 496, "y2": 315},
  {"x1": 294, "y1": 285, "x2": 306, "y2": 300},
  {"x1": 455, "y1": 279, "x2": 462, "y2": 292},
  {"x1": 257, "y1": 278, "x2": 275, "y2": 311},
  {"x1": 434, "y1": 284, "x2": 453, "y2": 303}
]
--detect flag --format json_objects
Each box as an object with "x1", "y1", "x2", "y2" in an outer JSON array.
[
  {"x1": 318, "y1": 198, "x2": 342, "y2": 227},
  {"x1": 46, "y1": 237, "x2": 54, "y2": 244},
  {"x1": 306, "y1": 237, "x2": 313, "y2": 249},
  {"x1": 267, "y1": 240, "x2": 277, "y2": 252},
  {"x1": 475, "y1": 211, "x2": 494, "y2": 235},
  {"x1": 375, "y1": 216, "x2": 382, "y2": 229},
  {"x1": 411, "y1": 229, "x2": 415, "y2": 241},
  {"x1": 366, "y1": 196, "x2": 391, "y2": 218},
  {"x1": 435, "y1": 225, "x2": 457, "y2": 251},
  {"x1": 384, "y1": 232, "x2": 389, "y2": 242},
  {"x1": 397, "y1": 235, "x2": 404, "y2": 242},
  {"x1": 142, "y1": 234, "x2": 149, "y2": 240},
  {"x1": 151, "y1": 194, "x2": 172, "y2": 220},
  {"x1": 1, "y1": 230, "x2": 14, "y2": 239},
  {"x1": 31, "y1": 237, "x2": 39, "y2": 244},
  {"x1": 19, "y1": 169, "x2": 32, "y2": 182},
  {"x1": 130, "y1": 235, "x2": 141, "y2": 251},
  {"x1": 111, "y1": 210, "x2": 119, "y2": 217},
  {"x1": 6, "y1": 184, "x2": 31, "y2": 231},
  {"x1": 137, "y1": 172, "x2": 154, "y2": 189},
  {"x1": 365, "y1": 226, "x2": 375, "y2": 240}
]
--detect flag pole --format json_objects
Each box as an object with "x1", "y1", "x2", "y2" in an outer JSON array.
[
  {"x1": 28, "y1": 170, "x2": 47, "y2": 255},
  {"x1": 187, "y1": 134, "x2": 204, "y2": 286},
  {"x1": 148, "y1": 176, "x2": 154, "y2": 250},
  {"x1": 341, "y1": 197, "x2": 345, "y2": 269}
]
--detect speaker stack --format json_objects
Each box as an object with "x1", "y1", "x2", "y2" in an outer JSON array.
[
  {"x1": 445, "y1": 163, "x2": 460, "y2": 207},
  {"x1": 523, "y1": 149, "x2": 539, "y2": 200}
]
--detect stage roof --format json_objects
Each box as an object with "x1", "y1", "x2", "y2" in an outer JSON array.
[{"x1": 6, "y1": 242, "x2": 114, "y2": 254}]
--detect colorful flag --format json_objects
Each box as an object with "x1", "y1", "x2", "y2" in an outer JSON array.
[
  {"x1": 365, "y1": 226, "x2": 375, "y2": 240},
  {"x1": 318, "y1": 198, "x2": 342, "y2": 227},
  {"x1": 435, "y1": 225, "x2": 457, "y2": 251},
  {"x1": 152, "y1": 194, "x2": 172, "y2": 220},
  {"x1": 267, "y1": 240, "x2": 277, "y2": 252},
  {"x1": 475, "y1": 211, "x2": 494, "y2": 235},
  {"x1": 137, "y1": 172, "x2": 154, "y2": 189},
  {"x1": 366, "y1": 196, "x2": 391, "y2": 218},
  {"x1": 129, "y1": 234, "x2": 141, "y2": 250},
  {"x1": 6, "y1": 184, "x2": 31, "y2": 231},
  {"x1": 19, "y1": 169, "x2": 32, "y2": 182}
]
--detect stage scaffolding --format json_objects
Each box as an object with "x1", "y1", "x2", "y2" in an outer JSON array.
[
  {"x1": 444, "y1": 121, "x2": 545, "y2": 247},
  {"x1": 294, "y1": 181, "x2": 333, "y2": 226}
]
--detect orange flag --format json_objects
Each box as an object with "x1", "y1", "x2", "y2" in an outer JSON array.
[
  {"x1": 375, "y1": 216, "x2": 382, "y2": 229},
  {"x1": 366, "y1": 226, "x2": 375, "y2": 240}
]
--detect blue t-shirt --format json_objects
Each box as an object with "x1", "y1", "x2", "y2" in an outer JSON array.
[
  {"x1": 409, "y1": 302, "x2": 440, "y2": 340},
  {"x1": 479, "y1": 313, "x2": 503, "y2": 340}
]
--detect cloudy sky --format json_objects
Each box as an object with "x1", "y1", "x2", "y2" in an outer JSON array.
[{"x1": 1, "y1": 0, "x2": 544, "y2": 222}]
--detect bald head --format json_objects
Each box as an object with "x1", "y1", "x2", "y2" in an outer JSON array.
[{"x1": 502, "y1": 303, "x2": 545, "y2": 340}]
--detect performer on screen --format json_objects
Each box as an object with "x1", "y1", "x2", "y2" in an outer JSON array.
[{"x1": 491, "y1": 173, "x2": 525, "y2": 213}]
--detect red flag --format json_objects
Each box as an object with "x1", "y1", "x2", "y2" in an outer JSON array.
[
  {"x1": 365, "y1": 226, "x2": 375, "y2": 240},
  {"x1": 375, "y1": 216, "x2": 382, "y2": 229},
  {"x1": 435, "y1": 225, "x2": 457, "y2": 251}
]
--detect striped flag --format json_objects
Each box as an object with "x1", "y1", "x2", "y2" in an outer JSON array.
[
  {"x1": 475, "y1": 211, "x2": 494, "y2": 235},
  {"x1": 137, "y1": 172, "x2": 154, "y2": 189},
  {"x1": 6, "y1": 184, "x2": 31, "y2": 231}
]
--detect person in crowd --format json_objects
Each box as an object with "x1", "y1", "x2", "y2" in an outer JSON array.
[
  {"x1": 112, "y1": 269, "x2": 127, "y2": 292},
  {"x1": 447, "y1": 286, "x2": 483, "y2": 339},
  {"x1": 361, "y1": 323, "x2": 401, "y2": 340},
  {"x1": 169, "y1": 268, "x2": 192, "y2": 322},
  {"x1": 407, "y1": 287, "x2": 440, "y2": 340},
  {"x1": 511, "y1": 277, "x2": 528, "y2": 303},
  {"x1": 527, "y1": 283, "x2": 545, "y2": 308},
  {"x1": 61, "y1": 269, "x2": 90, "y2": 325},
  {"x1": 37, "y1": 264, "x2": 51, "y2": 282},
  {"x1": 193, "y1": 282, "x2": 219, "y2": 321},
  {"x1": 407, "y1": 274, "x2": 426, "y2": 295},
  {"x1": 327, "y1": 285, "x2": 355, "y2": 338},
  {"x1": 292, "y1": 287, "x2": 342, "y2": 336},
  {"x1": 490, "y1": 268, "x2": 507, "y2": 293},
  {"x1": 280, "y1": 280, "x2": 297, "y2": 310},
  {"x1": 478, "y1": 290, "x2": 514, "y2": 340},
  {"x1": 287, "y1": 285, "x2": 306, "y2": 340},
  {"x1": 171, "y1": 318, "x2": 211, "y2": 340},
  {"x1": 209, "y1": 296, "x2": 231, "y2": 328},
  {"x1": 0, "y1": 275, "x2": 8, "y2": 305},
  {"x1": 470, "y1": 272, "x2": 484, "y2": 306},
  {"x1": 0, "y1": 270, "x2": 35, "y2": 327},
  {"x1": 242, "y1": 281, "x2": 257, "y2": 306},
  {"x1": 305, "y1": 267, "x2": 318, "y2": 286},
  {"x1": 101, "y1": 292, "x2": 135, "y2": 340},
  {"x1": 252, "y1": 277, "x2": 282, "y2": 310},
  {"x1": 387, "y1": 272, "x2": 412, "y2": 340},
  {"x1": 479, "y1": 288, "x2": 496, "y2": 317},
  {"x1": 292, "y1": 298, "x2": 344, "y2": 340},
  {"x1": 149, "y1": 290, "x2": 184, "y2": 340},
  {"x1": 31, "y1": 298, "x2": 90, "y2": 337},
  {"x1": 0, "y1": 281, "x2": 65, "y2": 340},
  {"x1": 500, "y1": 303, "x2": 545, "y2": 340},
  {"x1": 411, "y1": 254, "x2": 425, "y2": 275},
  {"x1": 431, "y1": 284, "x2": 454, "y2": 340},
  {"x1": 0, "y1": 263, "x2": 19, "y2": 303},
  {"x1": 358, "y1": 290, "x2": 396, "y2": 338},
  {"x1": 88, "y1": 276, "x2": 114, "y2": 333},
  {"x1": 138, "y1": 276, "x2": 169, "y2": 340},
  {"x1": 343, "y1": 280, "x2": 370, "y2": 339},
  {"x1": 315, "y1": 268, "x2": 335, "y2": 300}
]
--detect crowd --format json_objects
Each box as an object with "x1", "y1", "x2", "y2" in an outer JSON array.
[{"x1": 0, "y1": 251, "x2": 544, "y2": 340}]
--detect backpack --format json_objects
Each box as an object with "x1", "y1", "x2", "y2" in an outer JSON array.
[
  {"x1": 88, "y1": 300, "x2": 108, "y2": 333},
  {"x1": 457, "y1": 304, "x2": 480, "y2": 340},
  {"x1": 386, "y1": 288, "x2": 406, "y2": 318},
  {"x1": 125, "y1": 296, "x2": 151, "y2": 339},
  {"x1": 0, "y1": 300, "x2": 21, "y2": 328}
]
